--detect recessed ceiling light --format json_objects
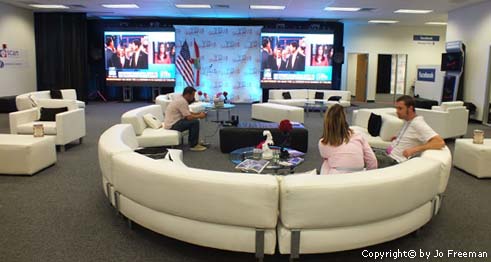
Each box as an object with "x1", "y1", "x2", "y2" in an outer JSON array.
[
  {"x1": 102, "y1": 4, "x2": 139, "y2": 9},
  {"x1": 368, "y1": 20, "x2": 399, "y2": 24},
  {"x1": 395, "y1": 9, "x2": 433, "y2": 14},
  {"x1": 425, "y1": 22, "x2": 447, "y2": 25},
  {"x1": 250, "y1": 5, "x2": 286, "y2": 10},
  {"x1": 324, "y1": 7, "x2": 361, "y2": 12},
  {"x1": 175, "y1": 4, "x2": 211, "y2": 9},
  {"x1": 29, "y1": 4, "x2": 69, "y2": 9}
]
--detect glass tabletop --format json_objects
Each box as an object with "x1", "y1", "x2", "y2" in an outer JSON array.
[
  {"x1": 204, "y1": 103, "x2": 236, "y2": 110},
  {"x1": 230, "y1": 146, "x2": 305, "y2": 174}
]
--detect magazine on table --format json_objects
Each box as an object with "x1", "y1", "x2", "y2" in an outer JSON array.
[{"x1": 235, "y1": 159, "x2": 270, "y2": 173}]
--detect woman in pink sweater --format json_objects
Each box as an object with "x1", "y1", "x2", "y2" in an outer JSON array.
[{"x1": 319, "y1": 105, "x2": 378, "y2": 174}]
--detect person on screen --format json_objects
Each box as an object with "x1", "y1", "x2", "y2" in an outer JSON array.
[
  {"x1": 155, "y1": 42, "x2": 171, "y2": 64},
  {"x1": 170, "y1": 45, "x2": 176, "y2": 63},
  {"x1": 142, "y1": 37, "x2": 149, "y2": 54},
  {"x1": 261, "y1": 38, "x2": 273, "y2": 70},
  {"x1": 287, "y1": 41, "x2": 305, "y2": 71},
  {"x1": 105, "y1": 37, "x2": 116, "y2": 68},
  {"x1": 164, "y1": 86, "x2": 208, "y2": 152},
  {"x1": 281, "y1": 48, "x2": 290, "y2": 70},
  {"x1": 319, "y1": 104, "x2": 377, "y2": 175},
  {"x1": 312, "y1": 45, "x2": 328, "y2": 66},
  {"x1": 269, "y1": 47, "x2": 286, "y2": 71},
  {"x1": 130, "y1": 39, "x2": 148, "y2": 69},
  {"x1": 111, "y1": 45, "x2": 130, "y2": 69}
]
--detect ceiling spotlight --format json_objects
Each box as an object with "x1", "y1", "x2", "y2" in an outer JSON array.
[
  {"x1": 395, "y1": 9, "x2": 433, "y2": 14},
  {"x1": 175, "y1": 4, "x2": 211, "y2": 9},
  {"x1": 102, "y1": 4, "x2": 139, "y2": 9},
  {"x1": 425, "y1": 22, "x2": 447, "y2": 25},
  {"x1": 324, "y1": 7, "x2": 361, "y2": 12},
  {"x1": 29, "y1": 4, "x2": 69, "y2": 9},
  {"x1": 250, "y1": 5, "x2": 286, "y2": 10},
  {"x1": 368, "y1": 20, "x2": 399, "y2": 24}
]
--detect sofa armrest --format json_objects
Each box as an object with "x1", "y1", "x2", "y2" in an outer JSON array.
[
  {"x1": 9, "y1": 108, "x2": 39, "y2": 134},
  {"x1": 56, "y1": 108, "x2": 86, "y2": 145}
]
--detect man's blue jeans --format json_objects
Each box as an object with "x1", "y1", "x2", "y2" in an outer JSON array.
[{"x1": 171, "y1": 119, "x2": 199, "y2": 147}]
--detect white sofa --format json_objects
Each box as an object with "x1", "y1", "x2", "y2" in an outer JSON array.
[
  {"x1": 9, "y1": 99, "x2": 86, "y2": 151},
  {"x1": 16, "y1": 89, "x2": 85, "y2": 111},
  {"x1": 350, "y1": 108, "x2": 403, "y2": 149},
  {"x1": 268, "y1": 89, "x2": 351, "y2": 107},
  {"x1": 415, "y1": 101, "x2": 469, "y2": 139},
  {"x1": 98, "y1": 124, "x2": 452, "y2": 259},
  {"x1": 155, "y1": 93, "x2": 206, "y2": 114},
  {"x1": 121, "y1": 105, "x2": 181, "y2": 147},
  {"x1": 252, "y1": 103, "x2": 304, "y2": 123},
  {"x1": 277, "y1": 146, "x2": 451, "y2": 256},
  {"x1": 98, "y1": 124, "x2": 280, "y2": 258}
]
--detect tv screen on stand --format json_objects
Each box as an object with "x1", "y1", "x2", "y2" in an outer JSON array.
[
  {"x1": 260, "y1": 32, "x2": 334, "y2": 84},
  {"x1": 104, "y1": 31, "x2": 176, "y2": 86},
  {"x1": 441, "y1": 52, "x2": 462, "y2": 71}
]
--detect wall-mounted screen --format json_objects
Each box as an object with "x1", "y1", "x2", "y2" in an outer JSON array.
[
  {"x1": 104, "y1": 31, "x2": 175, "y2": 84},
  {"x1": 441, "y1": 52, "x2": 463, "y2": 71},
  {"x1": 260, "y1": 32, "x2": 334, "y2": 84}
]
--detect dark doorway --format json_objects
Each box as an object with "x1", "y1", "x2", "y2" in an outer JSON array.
[{"x1": 376, "y1": 54, "x2": 392, "y2": 94}]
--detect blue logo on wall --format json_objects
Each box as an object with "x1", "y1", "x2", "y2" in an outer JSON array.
[{"x1": 417, "y1": 68, "x2": 435, "y2": 82}]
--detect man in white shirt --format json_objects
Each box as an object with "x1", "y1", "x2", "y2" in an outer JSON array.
[
  {"x1": 375, "y1": 95, "x2": 445, "y2": 168},
  {"x1": 164, "y1": 86, "x2": 207, "y2": 151}
]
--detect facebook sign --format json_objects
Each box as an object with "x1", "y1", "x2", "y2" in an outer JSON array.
[{"x1": 417, "y1": 68, "x2": 436, "y2": 82}]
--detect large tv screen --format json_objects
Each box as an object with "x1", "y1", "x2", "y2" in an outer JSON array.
[
  {"x1": 104, "y1": 31, "x2": 175, "y2": 85},
  {"x1": 260, "y1": 32, "x2": 334, "y2": 84},
  {"x1": 441, "y1": 52, "x2": 463, "y2": 71}
]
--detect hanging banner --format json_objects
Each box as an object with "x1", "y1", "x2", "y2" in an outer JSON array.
[{"x1": 174, "y1": 25, "x2": 262, "y2": 103}]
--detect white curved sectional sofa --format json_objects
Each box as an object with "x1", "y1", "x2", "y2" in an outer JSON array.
[
  {"x1": 268, "y1": 89, "x2": 351, "y2": 107},
  {"x1": 98, "y1": 124, "x2": 452, "y2": 259},
  {"x1": 16, "y1": 89, "x2": 85, "y2": 111}
]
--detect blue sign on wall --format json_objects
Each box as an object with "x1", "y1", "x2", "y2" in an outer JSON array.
[
  {"x1": 417, "y1": 68, "x2": 436, "y2": 82},
  {"x1": 413, "y1": 35, "x2": 440, "y2": 42}
]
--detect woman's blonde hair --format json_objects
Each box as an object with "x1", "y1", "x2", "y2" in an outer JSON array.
[{"x1": 321, "y1": 104, "x2": 352, "y2": 146}]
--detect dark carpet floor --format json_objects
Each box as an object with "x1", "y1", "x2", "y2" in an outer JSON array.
[{"x1": 0, "y1": 101, "x2": 490, "y2": 262}]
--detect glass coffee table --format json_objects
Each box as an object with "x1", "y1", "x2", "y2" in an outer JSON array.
[
  {"x1": 304, "y1": 101, "x2": 328, "y2": 117},
  {"x1": 204, "y1": 103, "x2": 236, "y2": 123},
  {"x1": 230, "y1": 146, "x2": 305, "y2": 175}
]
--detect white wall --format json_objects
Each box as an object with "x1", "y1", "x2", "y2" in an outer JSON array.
[
  {"x1": 342, "y1": 23, "x2": 446, "y2": 101},
  {"x1": 0, "y1": 3, "x2": 36, "y2": 97},
  {"x1": 447, "y1": 1, "x2": 491, "y2": 121}
]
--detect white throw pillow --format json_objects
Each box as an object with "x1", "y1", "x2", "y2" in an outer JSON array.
[{"x1": 143, "y1": 113, "x2": 161, "y2": 129}]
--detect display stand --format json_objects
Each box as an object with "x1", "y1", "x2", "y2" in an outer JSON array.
[
  {"x1": 151, "y1": 87, "x2": 161, "y2": 102},
  {"x1": 123, "y1": 86, "x2": 133, "y2": 102},
  {"x1": 441, "y1": 41, "x2": 465, "y2": 102}
]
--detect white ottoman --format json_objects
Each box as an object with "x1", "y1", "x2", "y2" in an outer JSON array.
[
  {"x1": 0, "y1": 134, "x2": 57, "y2": 175},
  {"x1": 251, "y1": 103, "x2": 304, "y2": 123},
  {"x1": 453, "y1": 138, "x2": 491, "y2": 178}
]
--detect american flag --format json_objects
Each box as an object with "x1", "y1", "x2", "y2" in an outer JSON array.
[{"x1": 176, "y1": 40, "x2": 194, "y2": 87}]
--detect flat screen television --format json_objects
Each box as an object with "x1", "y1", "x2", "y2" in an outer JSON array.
[
  {"x1": 260, "y1": 32, "x2": 334, "y2": 84},
  {"x1": 441, "y1": 52, "x2": 463, "y2": 71},
  {"x1": 104, "y1": 31, "x2": 176, "y2": 85}
]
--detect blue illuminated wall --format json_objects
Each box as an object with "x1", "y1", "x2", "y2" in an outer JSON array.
[{"x1": 174, "y1": 25, "x2": 262, "y2": 102}]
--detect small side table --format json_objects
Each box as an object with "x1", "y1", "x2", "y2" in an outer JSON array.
[{"x1": 453, "y1": 138, "x2": 491, "y2": 178}]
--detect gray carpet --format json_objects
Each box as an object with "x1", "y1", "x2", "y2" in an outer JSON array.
[{"x1": 1, "y1": 101, "x2": 490, "y2": 262}]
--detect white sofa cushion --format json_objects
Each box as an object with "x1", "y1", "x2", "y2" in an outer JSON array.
[
  {"x1": 379, "y1": 114, "x2": 404, "y2": 141},
  {"x1": 279, "y1": 157, "x2": 441, "y2": 229},
  {"x1": 17, "y1": 121, "x2": 57, "y2": 135},
  {"x1": 137, "y1": 128, "x2": 180, "y2": 148},
  {"x1": 143, "y1": 113, "x2": 162, "y2": 129}
]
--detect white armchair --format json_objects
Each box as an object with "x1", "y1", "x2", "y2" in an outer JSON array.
[
  {"x1": 9, "y1": 99, "x2": 86, "y2": 152},
  {"x1": 416, "y1": 101, "x2": 469, "y2": 139}
]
